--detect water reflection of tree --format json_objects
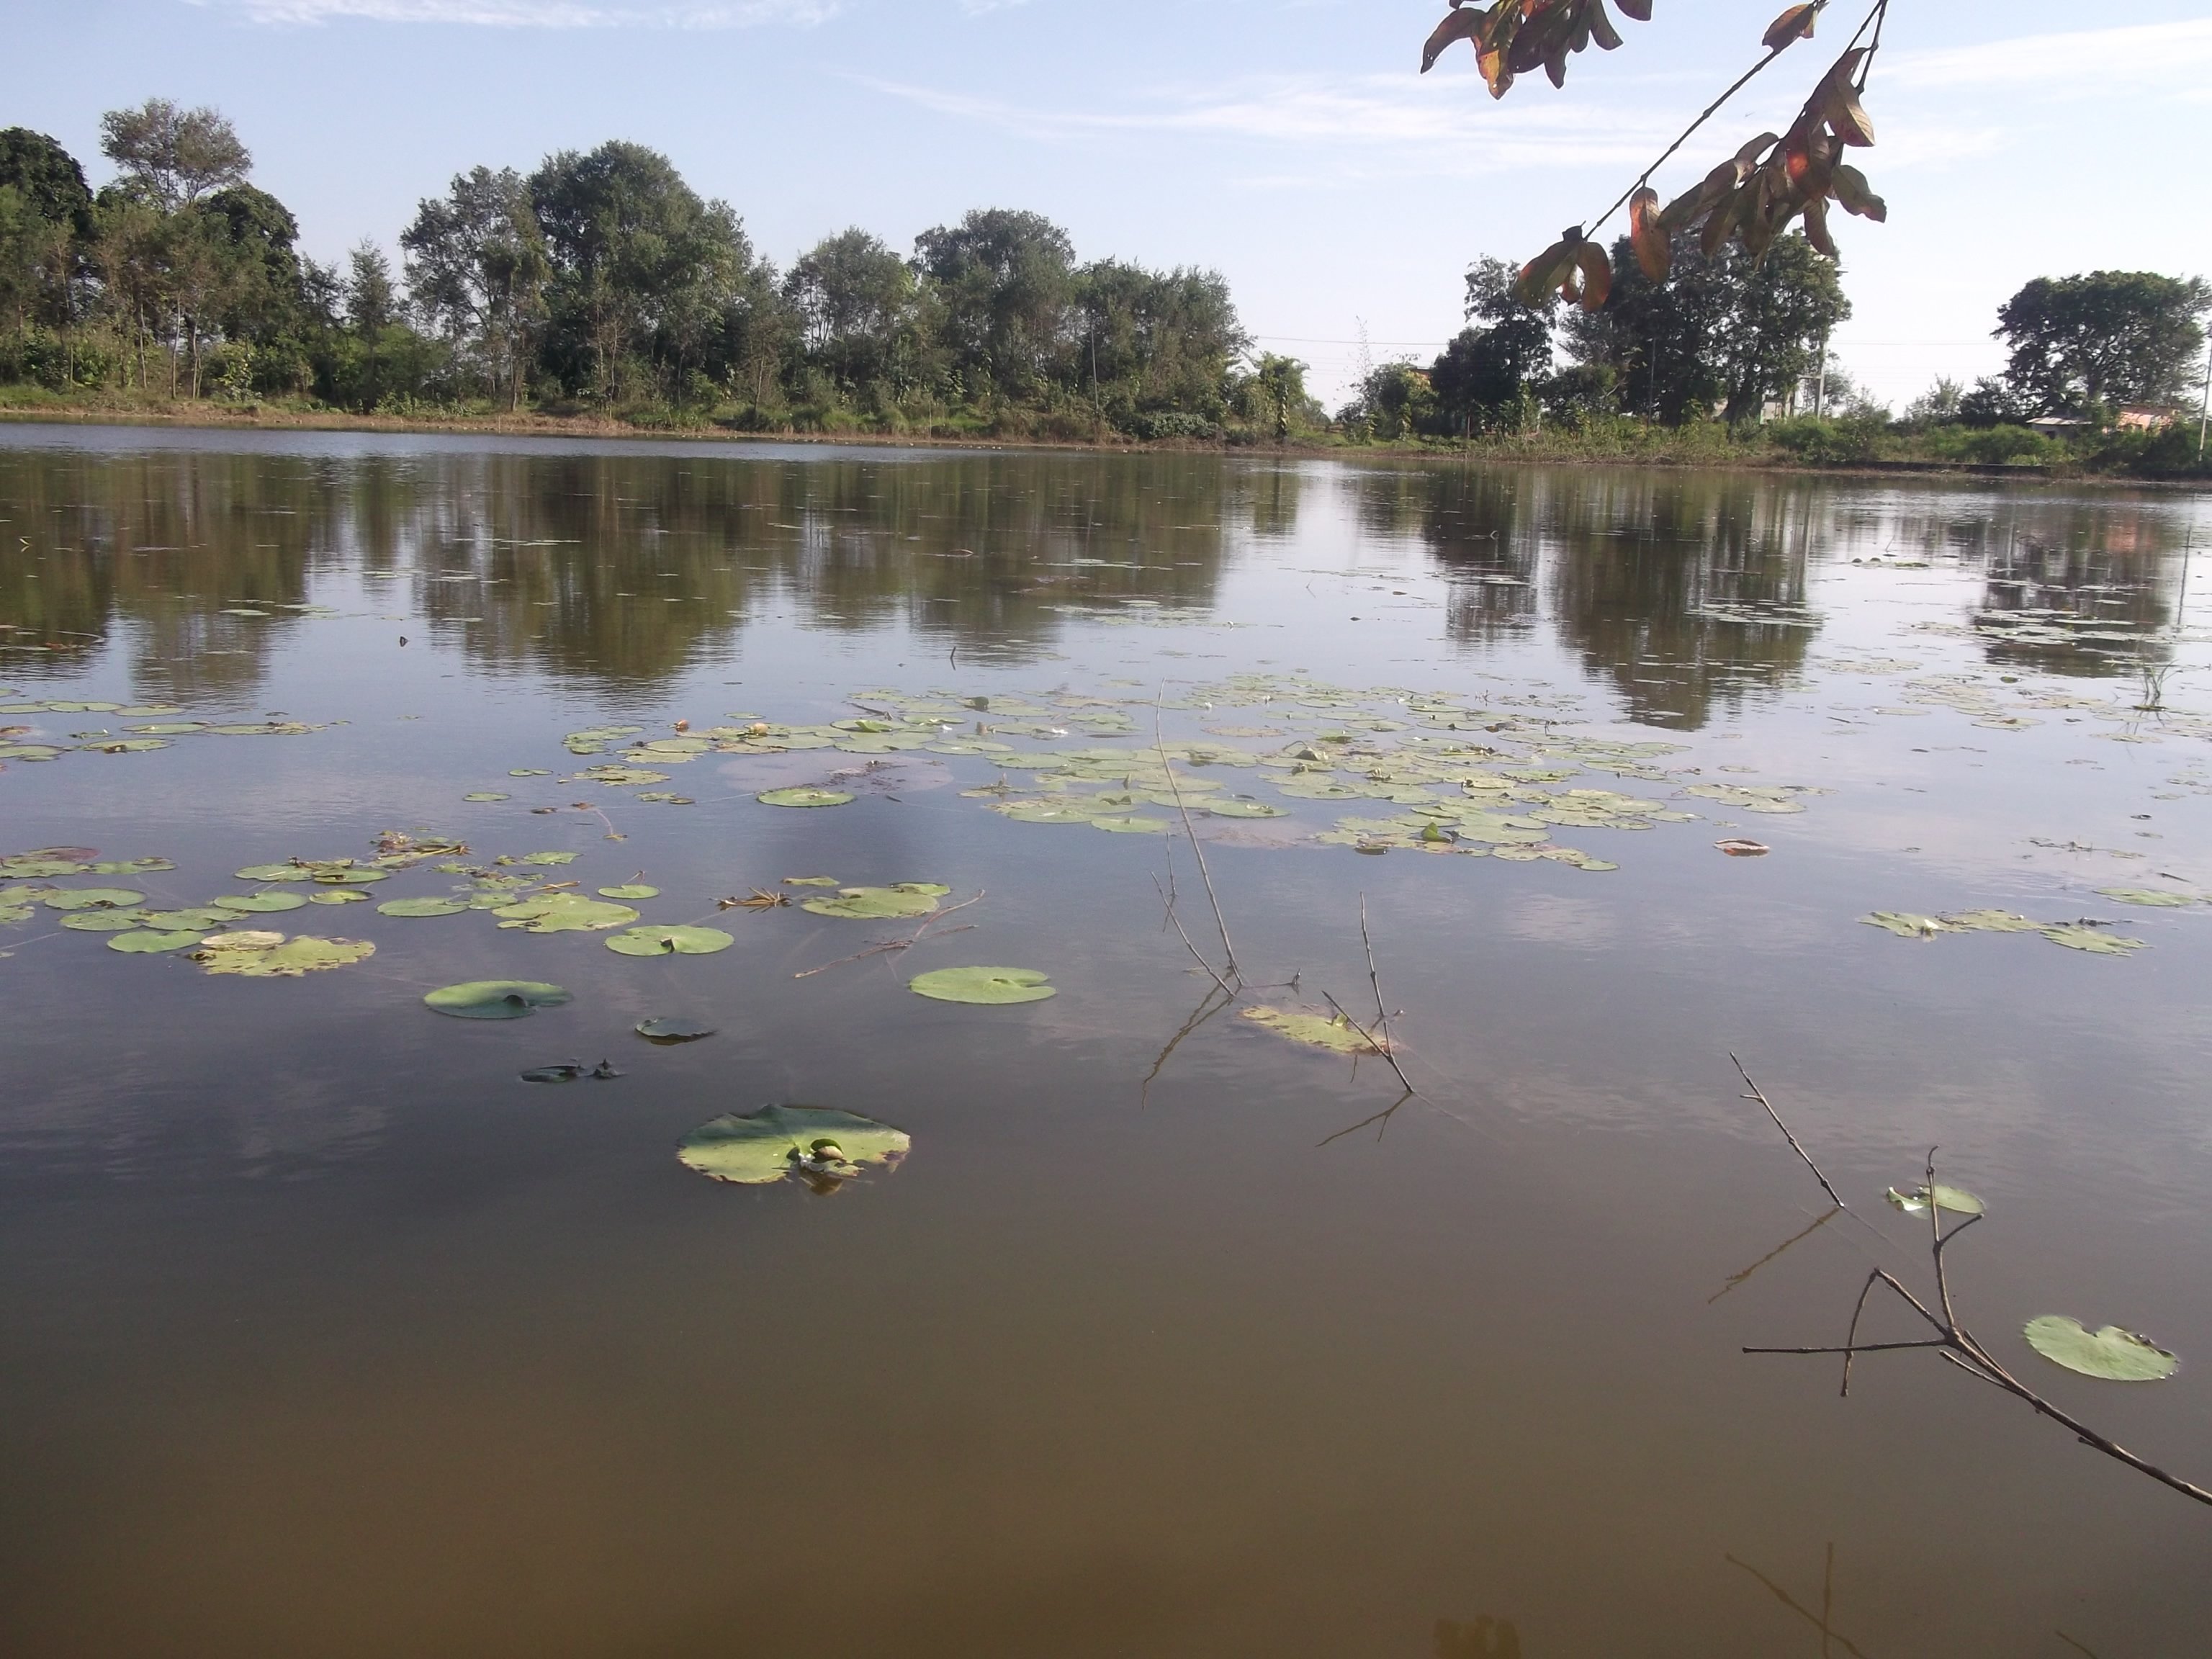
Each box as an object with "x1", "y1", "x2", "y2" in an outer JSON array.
[
  {"x1": 1972, "y1": 504, "x2": 2182, "y2": 679},
  {"x1": 0, "y1": 445, "x2": 1245, "y2": 696}
]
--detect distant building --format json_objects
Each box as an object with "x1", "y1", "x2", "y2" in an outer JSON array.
[{"x1": 2116, "y1": 405, "x2": 2180, "y2": 431}]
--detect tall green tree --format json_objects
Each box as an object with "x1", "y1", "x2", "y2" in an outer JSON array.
[
  {"x1": 784, "y1": 228, "x2": 925, "y2": 400},
  {"x1": 1995, "y1": 271, "x2": 2211, "y2": 417},
  {"x1": 1430, "y1": 255, "x2": 1552, "y2": 432},
  {"x1": 1074, "y1": 260, "x2": 1246, "y2": 425},
  {"x1": 97, "y1": 99, "x2": 249, "y2": 211},
  {"x1": 0, "y1": 130, "x2": 94, "y2": 379},
  {"x1": 912, "y1": 209, "x2": 1075, "y2": 400},
  {"x1": 1567, "y1": 230, "x2": 1847, "y2": 423},
  {"x1": 529, "y1": 141, "x2": 756, "y2": 406},
  {"x1": 402, "y1": 166, "x2": 550, "y2": 410}
]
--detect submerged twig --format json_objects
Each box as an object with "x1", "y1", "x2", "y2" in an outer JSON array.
[
  {"x1": 1746, "y1": 1148, "x2": 2212, "y2": 1508},
  {"x1": 1154, "y1": 698, "x2": 1237, "y2": 982},
  {"x1": 1153, "y1": 870, "x2": 1236, "y2": 999},
  {"x1": 792, "y1": 892, "x2": 984, "y2": 979},
  {"x1": 1140, "y1": 979, "x2": 1240, "y2": 1108},
  {"x1": 1732, "y1": 1054, "x2": 1848, "y2": 1211},
  {"x1": 1707, "y1": 1205, "x2": 1842, "y2": 1304}
]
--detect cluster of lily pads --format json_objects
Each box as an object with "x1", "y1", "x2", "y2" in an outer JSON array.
[
  {"x1": 1887, "y1": 1182, "x2": 2180, "y2": 1383},
  {"x1": 523, "y1": 675, "x2": 1834, "y2": 873},
  {"x1": 0, "y1": 693, "x2": 328, "y2": 763},
  {"x1": 1861, "y1": 908, "x2": 2150, "y2": 956}
]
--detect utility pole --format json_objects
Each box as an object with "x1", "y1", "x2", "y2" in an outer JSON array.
[{"x1": 2198, "y1": 341, "x2": 2210, "y2": 462}]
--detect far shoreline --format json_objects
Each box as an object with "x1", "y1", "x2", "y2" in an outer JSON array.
[{"x1": 2, "y1": 400, "x2": 2203, "y2": 492}]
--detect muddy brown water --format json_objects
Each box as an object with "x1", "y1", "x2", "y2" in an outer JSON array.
[{"x1": 1, "y1": 425, "x2": 2208, "y2": 1657}]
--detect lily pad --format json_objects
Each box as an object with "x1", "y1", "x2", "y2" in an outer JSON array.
[
  {"x1": 909, "y1": 966, "x2": 1056, "y2": 1004},
  {"x1": 1887, "y1": 1183, "x2": 1985, "y2": 1217},
  {"x1": 1862, "y1": 912, "x2": 1943, "y2": 938},
  {"x1": 2095, "y1": 889, "x2": 2196, "y2": 908},
  {"x1": 493, "y1": 894, "x2": 639, "y2": 933},
  {"x1": 1940, "y1": 909, "x2": 2044, "y2": 933},
  {"x1": 2040, "y1": 925, "x2": 2144, "y2": 956},
  {"x1": 597, "y1": 884, "x2": 660, "y2": 899},
  {"x1": 1240, "y1": 1005, "x2": 1382, "y2": 1055},
  {"x1": 1090, "y1": 814, "x2": 1174, "y2": 834},
  {"x1": 1714, "y1": 839, "x2": 1769, "y2": 857},
  {"x1": 2023, "y1": 1316, "x2": 2178, "y2": 1382},
  {"x1": 758, "y1": 787, "x2": 854, "y2": 809},
  {"x1": 233, "y1": 863, "x2": 313, "y2": 882},
  {"x1": 377, "y1": 896, "x2": 470, "y2": 918},
  {"x1": 463, "y1": 791, "x2": 511, "y2": 802},
  {"x1": 783, "y1": 876, "x2": 842, "y2": 887},
  {"x1": 44, "y1": 888, "x2": 145, "y2": 911},
  {"x1": 801, "y1": 884, "x2": 948, "y2": 920},
  {"x1": 213, "y1": 892, "x2": 310, "y2": 914},
  {"x1": 520, "y1": 851, "x2": 579, "y2": 866},
  {"x1": 423, "y1": 980, "x2": 573, "y2": 1020},
  {"x1": 1205, "y1": 799, "x2": 1288, "y2": 819},
  {"x1": 636, "y1": 1015, "x2": 716, "y2": 1043},
  {"x1": 677, "y1": 1104, "x2": 909, "y2": 1187},
  {"x1": 310, "y1": 868, "x2": 389, "y2": 886},
  {"x1": 107, "y1": 929, "x2": 206, "y2": 953},
  {"x1": 308, "y1": 889, "x2": 369, "y2": 904},
  {"x1": 141, "y1": 907, "x2": 234, "y2": 930},
  {"x1": 606, "y1": 925, "x2": 735, "y2": 957},
  {"x1": 61, "y1": 909, "x2": 153, "y2": 932},
  {"x1": 194, "y1": 935, "x2": 376, "y2": 977}
]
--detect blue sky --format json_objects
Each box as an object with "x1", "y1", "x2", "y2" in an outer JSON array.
[{"x1": 11, "y1": 0, "x2": 2211, "y2": 408}]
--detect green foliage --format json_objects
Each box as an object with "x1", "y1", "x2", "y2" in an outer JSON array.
[{"x1": 1996, "y1": 271, "x2": 2210, "y2": 416}]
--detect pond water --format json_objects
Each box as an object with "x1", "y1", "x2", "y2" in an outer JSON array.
[{"x1": 1, "y1": 424, "x2": 2208, "y2": 1658}]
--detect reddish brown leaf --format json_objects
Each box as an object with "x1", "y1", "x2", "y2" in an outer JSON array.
[
  {"x1": 1421, "y1": 7, "x2": 1482, "y2": 73},
  {"x1": 1628, "y1": 186, "x2": 1671, "y2": 281},
  {"x1": 1824, "y1": 84, "x2": 1876, "y2": 146},
  {"x1": 1615, "y1": 0, "x2": 1651, "y2": 18},
  {"x1": 1830, "y1": 163, "x2": 1887, "y2": 221},
  {"x1": 1802, "y1": 195, "x2": 1838, "y2": 257},
  {"x1": 1572, "y1": 241, "x2": 1613, "y2": 310},
  {"x1": 1762, "y1": 4, "x2": 1817, "y2": 52}
]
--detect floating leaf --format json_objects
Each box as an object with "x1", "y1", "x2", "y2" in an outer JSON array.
[
  {"x1": 377, "y1": 896, "x2": 470, "y2": 917},
  {"x1": 423, "y1": 980, "x2": 572, "y2": 1020},
  {"x1": 677, "y1": 1103, "x2": 909, "y2": 1187},
  {"x1": 233, "y1": 863, "x2": 312, "y2": 882},
  {"x1": 1938, "y1": 909, "x2": 2044, "y2": 933},
  {"x1": 758, "y1": 787, "x2": 854, "y2": 808},
  {"x1": 44, "y1": 888, "x2": 145, "y2": 911},
  {"x1": 1240, "y1": 1005, "x2": 1382, "y2": 1055},
  {"x1": 213, "y1": 892, "x2": 310, "y2": 914},
  {"x1": 909, "y1": 966, "x2": 1056, "y2": 1004},
  {"x1": 636, "y1": 1015, "x2": 716, "y2": 1043},
  {"x1": 519, "y1": 1064, "x2": 588, "y2": 1084},
  {"x1": 801, "y1": 884, "x2": 948, "y2": 920},
  {"x1": 2023, "y1": 1316, "x2": 2178, "y2": 1382},
  {"x1": 107, "y1": 929, "x2": 205, "y2": 953},
  {"x1": 1861, "y1": 912, "x2": 1942, "y2": 938},
  {"x1": 463, "y1": 792, "x2": 510, "y2": 802},
  {"x1": 1887, "y1": 1183, "x2": 1985, "y2": 1217},
  {"x1": 509, "y1": 768, "x2": 552, "y2": 777},
  {"x1": 597, "y1": 884, "x2": 660, "y2": 899},
  {"x1": 605, "y1": 925, "x2": 735, "y2": 956},
  {"x1": 1206, "y1": 799, "x2": 1288, "y2": 819},
  {"x1": 783, "y1": 876, "x2": 842, "y2": 887},
  {"x1": 142, "y1": 907, "x2": 233, "y2": 930},
  {"x1": 61, "y1": 910, "x2": 153, "y2": 932},
  {"x1": 309, "y1": 889, "x2": 368, "y2": 905},
  {"x1": 194, "y1": 935, "x2": 375, "y2": 977},
  {"x1": 1090, "y1": 814, "x2": 1173, "y2": 834},
  {"x1": 1714, "y1": 838, "x2": 1769, "y2": 856},
  {"x1": 493, "y1": 894, "x2": 639, "y2": 933},
  {"x1": 2095, "y1": 889, "x2": 2196, "y2": 908},
  {"x1": 2040, "y1": 925, "x2": 2144, "y2": 956},
  {"x1": 520, "y1": 851, "x2": 579, "y2": 866}
]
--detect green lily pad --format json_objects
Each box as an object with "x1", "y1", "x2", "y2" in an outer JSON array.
[
  {"x1": 1205, "y1": 799, "x2": 1289, "y2": 818},
  {"x1": 141, "y1": 907, "x2": 233, "y2": 930},
  {"x1": 62, "y1": 909, "x2": 153, "y2": 931},
  {"x1": 636, "y1": 1015, "x2": 716, "y2": 1043},
  {"x1": 801, "y1": 884, "x2": 948, "y2": 920},
  {"x1": 993, "y1": 800, "x2": 1097, "y2": 824},
  {"x1": 606, "y1": 925, "x2": 734, "y2": 956},
  {"x1": 377, "y1": 896, "x2": 470, "y2": 918},
  {"x1": 423, "y1": 980, "x2": 573, "y2": 1020},
  {"x1": 509, "y1": 768, "x2": 552, "y2": 777},
  {"x1": 909, "y1": 966, "x2": 1056, "y2": 1004},
  {"x1": 107, "y1": 929, "x2": 207, "y2": 953},
  {"x1": 573, "y1": 765, "x2": 668, "y2": 786},
  {"x1": 214, "y1": 892, "x2": 310, "y2": 914},
  {"x1": 1239, "y1": 1005, "x2": 1382, "y2": 1055},
  {"x1": 759, "y1": 787, "x2": 854, "y2": 808},
  {"x1": 2023, "y1": 1316, "x2": 2179, "y2": 1382},
  {"x1": 1887, "y1": 1183, "x2": 1985, "y2": 1217},
  {"x1": 1938, "y1": 909, "x2": 2044, "y2": 932},
  {"x1": 597, "y1": 884, "x2": 660, "y2": 899},
  {"x1": 519, "y1": 851, "x2": 578, "y2": 866},
  {"x1": 2094, "y1": 889, "x2": 2196, "y2": 908},
  {"x1": 45, "y1": 888, "x2": 146, "y2": 911},
  {"x1": 1090, "y1": 814, "x2": 1174, "y2": 834},
  {"x1": 677, "y1": 1104, "x2": 910, "y2": 1186},
  {"x1": 233, "y1": 863, "x2": 313, "y2": 882},
  {"x1": 463, "y1": 791, "x2": 511, "y2": 802},
  {"x1": 194, "y1": 935, "x2": 376, "y2": 977},
  {"x1": 1862, "y1": 912, "x2": 1943, "y2": 938},
  {"x1": 309, "y1": 889, "x2": 368, "y2": 904},
  {"x1": 2040, "y1": 925, "x2": 2144, "y2": 956},
  {"x1": 493, "y1": 894, "x2": 639, "y2": 933},
  {"x1": 310, "y1": 868, "x2": 389, "y2": 885},
  {"x1": 783, "y1": 876, "x2": 842, "y2": 887},
  {"x1": 87, "y1": 737, "x2": 169, "y2": 753}
]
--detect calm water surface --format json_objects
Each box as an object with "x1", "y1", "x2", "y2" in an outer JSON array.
[{"x1": 1, "y1": 424, "x2": 2209, "y2": 1657}]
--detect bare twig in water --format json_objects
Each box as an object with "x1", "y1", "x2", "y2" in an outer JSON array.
[
  {"x1": 1746, "y1": 1148, "x2": 2212, "y2": 1509},
  {"x1": 1153, "y1": 869, "x2": 1236, "y2": 999},
  {"x1": 1316, "y1": 1086, "x2": 1419, "y2": 1148},
  {"x1": 1724, "y1": 1553, "x2": 1870, "y2": 1659},
  {"x1": 1140, "y1": 980, "x2": 1240, "y2": 1108},
  {"x1": 1732, "y1": 1054, "x2": 1848, "y2": 1211},
  {"x1": 1707, "y1": 1205, "x2": 1843, "y2": 1304},
  {"x1": 1318, "y1": 989, "x2": 1421, "y2": 1101},
  {"x1": 793, "y1": 893, "x2": 985, "y2": 979},
  {"x1": 1154, "y1": 697, "x2": 1237, "y2": 981}
]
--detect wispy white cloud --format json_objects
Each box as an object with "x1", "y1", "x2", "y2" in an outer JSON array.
[
  {"x1": 857, "y1": 72, "x2": 1674, "y2": 167},
  {"x1": 192, "y1": 0, "x2": 835, "y2": 25},
  {"x1": 1888, "y1": 19, "x2": 2212, "y2": 91}
]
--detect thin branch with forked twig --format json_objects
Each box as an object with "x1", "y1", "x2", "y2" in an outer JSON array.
[{"x1": 792, "y1": 892, "x2": 985, "y2": 979}]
